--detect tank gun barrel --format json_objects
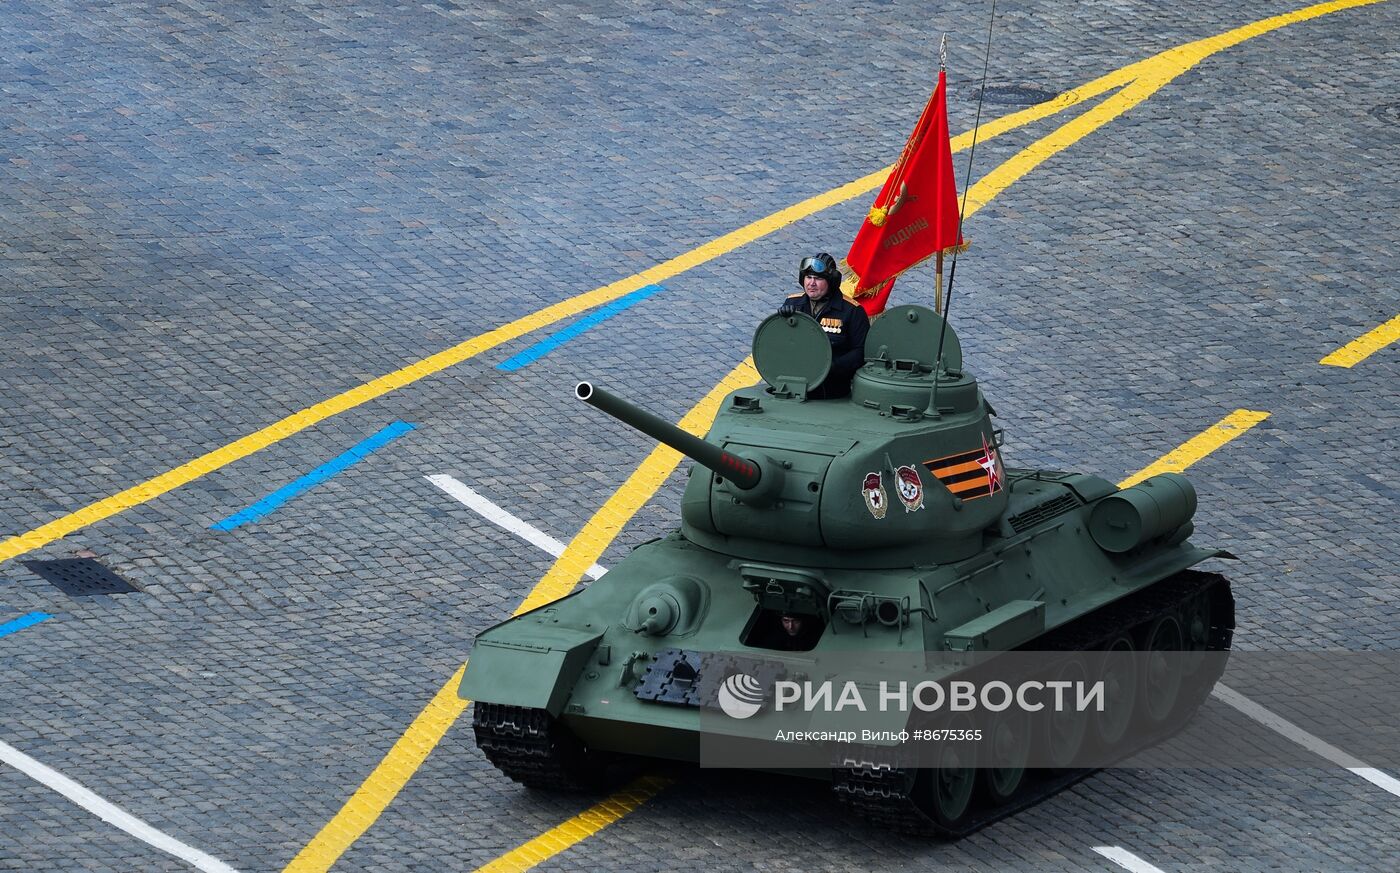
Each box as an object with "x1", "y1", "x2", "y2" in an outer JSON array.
[{"x1": 576, "y1": 382, "x2": 762, "y2": 490}]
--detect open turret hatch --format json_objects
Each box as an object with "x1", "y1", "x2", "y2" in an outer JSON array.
[
  {"x1": 852, "y1": 305, "x2": 979, "y2": 418},
  {"x1": 752, "y1": 312, "x2": 832, "y2": 399},
  {"x1": 864, "y1": 304, "x2": 962, "y2": 373}
]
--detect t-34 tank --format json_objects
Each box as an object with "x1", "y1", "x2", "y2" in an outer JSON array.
[{"x1": 460, "y1": 305, "x2": 1234, "y2": 836}]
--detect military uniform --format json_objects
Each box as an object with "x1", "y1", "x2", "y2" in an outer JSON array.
[{"x1": 782, "y1": 291, "x2": 871, "y2": 398}]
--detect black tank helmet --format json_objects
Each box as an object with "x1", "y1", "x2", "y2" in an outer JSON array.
[{"x1": 797, "y1": 252, "x2": 842, "y2": 292}]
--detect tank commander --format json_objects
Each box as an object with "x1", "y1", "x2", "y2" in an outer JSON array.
[{"x1": 777, "y1": 252, "x2": 870, "y2": 399}]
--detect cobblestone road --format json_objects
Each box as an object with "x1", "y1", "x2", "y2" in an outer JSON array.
[{"x1": 1, "y1": 1, "x2": 1397, "y2": 871}]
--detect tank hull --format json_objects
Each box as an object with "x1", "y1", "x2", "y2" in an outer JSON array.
[{"x1": 461, "y1": 467, "x2": 1235, "y2": 835}]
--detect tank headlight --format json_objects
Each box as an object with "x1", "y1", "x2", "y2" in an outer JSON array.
[
  {"x1": 636, "y1": 593, "x2": 679, "y2": 636},
  {"x1": 624, "y1": 576, "x2": 708, "y2": 637}
]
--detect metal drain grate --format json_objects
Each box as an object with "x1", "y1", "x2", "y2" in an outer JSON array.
[
  {"x1": 24, "y1": 558, "x2": 138, "y2": 597},
  {"x1": 974, "y1": 84, "x2": 1060, "y2": 105},
  {"x1": 1369, "y1": 102, "x2": 1400, "y2": 124}
]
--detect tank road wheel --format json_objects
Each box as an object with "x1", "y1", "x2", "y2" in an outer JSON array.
[
  {"x1": 980, "y1": 706, "x2": 1030, "y2": 804},
  {"x1": 1181, "y1": 591, "x2": 1212, "y2": 674},
  {"x1": 1139, "y1": 615, "x2": 1185, "y2": 727},
  {"x1": 1040, "y1": 657, "x2": 1089, "y2": 769},
  {"x1": 1093, "y1": 637, "x2": 1137, "y2": 749},
  {"x1": 918, "y1": 716, "x2": 978, "y2": 828}
]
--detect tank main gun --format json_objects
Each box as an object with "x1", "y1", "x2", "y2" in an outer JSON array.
[{"x1": 575, "y1": 382, "x2": 764, "y2": 491}]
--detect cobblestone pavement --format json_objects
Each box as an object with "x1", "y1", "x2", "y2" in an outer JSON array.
[{"x1": 2, "y1": 0, "x2": 1397, "y2": 871}]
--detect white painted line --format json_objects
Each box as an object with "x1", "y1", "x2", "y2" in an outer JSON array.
[
  {"x1": 1211, "y1": 683, "x2": 1400, "y2": 799},
  {"x1": 1093, "y1": 846, "x2": 1168, "y2": 873},
  {"x1": 427, "y1": 474, "x2": 608, "y2": 581},
  {"x1": 0, "y1": 738, "x2": 239, "y2": 872}
]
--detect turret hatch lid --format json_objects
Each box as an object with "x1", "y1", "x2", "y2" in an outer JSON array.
[
  {"x1": 865, "y1": 304, "x2": 962, "y2": 372},
  {"x1": 752, "y1": 311, "x2": 832, "y2": 390}
]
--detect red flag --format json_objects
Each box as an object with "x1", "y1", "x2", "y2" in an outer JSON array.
[{"x1": 846, "y1": 70, "x2": 963, "y2": 316}]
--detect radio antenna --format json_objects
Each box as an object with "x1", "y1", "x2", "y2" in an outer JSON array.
[{"x1": 930, "y1": 0, "x2": 996, "y2": 416}]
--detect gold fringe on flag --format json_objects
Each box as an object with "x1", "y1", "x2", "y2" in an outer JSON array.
[{"x1": 840, "y1": 239, "x2": 971, "y2": 301}]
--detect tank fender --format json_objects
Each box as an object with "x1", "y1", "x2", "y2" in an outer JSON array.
[{"x1": 459, "y1": 624, "x2": 603, "y2": 717}]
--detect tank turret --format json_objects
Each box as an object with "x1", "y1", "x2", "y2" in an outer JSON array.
[{"x1": 578, "y1": 306, "x2": 1011, "y2": 566}]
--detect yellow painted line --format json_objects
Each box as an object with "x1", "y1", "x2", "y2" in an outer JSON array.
[
  {"x1": 1118, "y1": 409, "x2": 1271, "y2": 489},
  {"x1": 0, "y1": 203, "x2": 820, "y2": 565},
  {"x1": 0, "y1": 31, "x2": 1143, "y2": 569},
  {"x1": 1319, "y1": 314, "x2": 1400, "y2": 367},
  {"x1": 1, "y1": 1, "x2": 1385, "y2": 570},
  {"x1": 963, "y1": 0, "x2": 1390, "y2": 215},
  {"x1": 473, "y1": 776, "x2": 673, "y2": 873},
  {"x1": 283, "y1": 663, "x2": 470, "y2": 873},
  {"x1": 288, "y1": 2, "x2": 1386, "y2": 868}
]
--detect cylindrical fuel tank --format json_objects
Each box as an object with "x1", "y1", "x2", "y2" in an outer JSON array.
[{"x1": 1089, "y1": 473, "x2": 1198, "y2": 553}]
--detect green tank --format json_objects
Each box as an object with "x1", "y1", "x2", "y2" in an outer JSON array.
[{"x1": 460, "y1": 305, "x2": 1234, "y2": 836}]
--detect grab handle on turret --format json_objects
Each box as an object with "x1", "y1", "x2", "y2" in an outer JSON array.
[{"x1": 576, "y1": 382, "x2": 762, "y2": 490}]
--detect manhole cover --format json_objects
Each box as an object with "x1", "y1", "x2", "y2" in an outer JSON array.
[
  {"x1": 24, "y1": 558, "x2": 138, "y2": 597},
  {"x1": 1369, "y1": 102, "x2": 1400, "y2": 124},
  {"x1": 974, "y1": 84, "x2": 1060, "y2": 105}
]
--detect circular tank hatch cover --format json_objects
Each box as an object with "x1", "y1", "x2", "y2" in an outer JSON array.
[
  {"x1": 753, "y1": 312, "x2": 832, "y2": 390},
  {"x1": 864, "y1": 304, "x2": 962, "y2": 372}
]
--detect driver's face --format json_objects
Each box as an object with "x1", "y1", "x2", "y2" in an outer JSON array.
[
  {"x1": 803, "y1": 274, "x2": 829, "y2": 299},
  {"x1": 781, "y1": 615, "x2": 803, "y2": 636}
]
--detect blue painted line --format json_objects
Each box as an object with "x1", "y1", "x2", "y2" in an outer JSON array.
[
  {"x1": 496, "y1": 283, "x2": 667, "y2": 371},
  {"x1": 0, "y1": 611, "x2": 51, "y2": 640},
  {"x1": 211, "y1": 421, "x2": 416, "y2": 531}
]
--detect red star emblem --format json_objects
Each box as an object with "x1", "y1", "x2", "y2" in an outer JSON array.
[{"x1": 977, "y1": 433, "x2": 1002, "y2": 495}]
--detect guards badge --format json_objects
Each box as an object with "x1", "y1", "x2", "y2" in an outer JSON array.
[{"x1": 861, "y1": 471, "x2": 888, "y2": 519}]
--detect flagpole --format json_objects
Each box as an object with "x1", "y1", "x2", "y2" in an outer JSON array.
[
  {"x1": 935, "y1": 251, "x2": 944, "y2": 315},
  {"x1": 929, "y1": 3, "x2": 995, "y2": 419}
]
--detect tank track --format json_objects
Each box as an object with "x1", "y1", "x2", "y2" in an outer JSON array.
[
  {"x1": 831, "y1": 569, "x2": 1235, "y2": 838},
  {"x1": 472, "y1": 701, "x2": 614, "y2": 791}
]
